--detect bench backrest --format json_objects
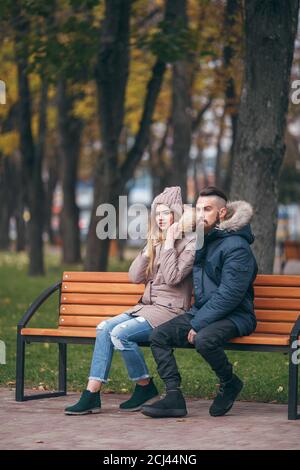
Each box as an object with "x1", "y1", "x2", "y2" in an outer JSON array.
[{"x1": 59, "y1": 272, "x2": 300, "y2": 337}]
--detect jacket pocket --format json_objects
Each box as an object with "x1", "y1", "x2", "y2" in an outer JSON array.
[
  {"x1": 122, "y1": 304, "x2": 144, "y2": 315},
  {"x1": 155, "y1": 297, "x2": 185, "y2": 309}
]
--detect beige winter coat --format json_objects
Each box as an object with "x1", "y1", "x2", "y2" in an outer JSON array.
[{"x1": 124, "y1": 234, "x2": 196, "y2": 328}]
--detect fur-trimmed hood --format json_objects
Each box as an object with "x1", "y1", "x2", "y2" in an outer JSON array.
[
  {"x1": 219, "y1": 200, "x2": 254, "y2": 232},
  {"x1": 204, "y1": 200, "x2": 255, "y2": 245}
]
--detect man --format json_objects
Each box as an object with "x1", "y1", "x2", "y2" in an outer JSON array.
[{"x1": 142, "y1": 186, "x2": 258, "y2": 418}]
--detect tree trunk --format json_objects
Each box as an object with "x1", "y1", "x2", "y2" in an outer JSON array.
[
  {"x1": 84, "y1": 0, "x2": 131, "y2": 271},
  {"x1": 57, "y1": 79, "x2": 82, "y2": 263},
  {"x1": 230, "y1": 0, "x2": 299, "y2": 273},
  {"x1": 169, "y1": 0, "x2": 192, "y2": 202},
  {"x1": 14, "y1": 157, "x2": 26, "y2": 252},
  {"x1": 222, "y1": 0, "x2": 240, "y2": 194},
  {"x1": 215, "y1": 107, "x2": 226, "y2": 189},
  {"x1": 29, "y1": 78, "x2": 48, "y2": 275},
  {"x1": 15, "y1": 211, "x2": 26, "y2": 251},
  {"x1": 0, "y1": 155, "x2": 13, "y2": 250},
  {"x1": 44, "y1": 154, "x2": 58, "y2": 245},
  {"x1": 15, "y1": 32, "x2": 46, "y2": 275},
  {"x1": 85, "y1": 0, "x2": 178, "y2": 271},
  {"x1": 0, "y1": 93, "x2": 26, "y2": 251},
  {"x1": 149, "y1": 121, "x2": 170, "y2": 197}
]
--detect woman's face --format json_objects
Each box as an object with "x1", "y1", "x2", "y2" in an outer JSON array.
[{"x1": 155, "y1": 204, "x2": 174, "y2": 231}]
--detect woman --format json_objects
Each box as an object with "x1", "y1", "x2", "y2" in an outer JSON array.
[{"x1": 65, "y1": 187, "x2": 196, "y2": 415}]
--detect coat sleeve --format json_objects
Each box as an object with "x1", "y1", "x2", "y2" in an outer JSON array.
[
  {"x1": 159, "y1": 238, "x2": 196, "y2": 286},
  {"x1": 190, "y1": 246, "x2": 256, "y2": 332},
  {"x1": 128, "y1": 249, "x2": 149, "y2": 284}
]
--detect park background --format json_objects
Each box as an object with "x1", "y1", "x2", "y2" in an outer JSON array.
[{"x1": 1, "y1": 0, "x2": 300, "y2": 405}]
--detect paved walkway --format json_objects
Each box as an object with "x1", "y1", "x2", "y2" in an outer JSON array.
[{"x1": 0, "y1": 388, "x2": 299, "y2": 450}]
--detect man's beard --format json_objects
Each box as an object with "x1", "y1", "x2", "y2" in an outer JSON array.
[{"x1": 204, "y1": 213, "x2": 220, "y2": 234}]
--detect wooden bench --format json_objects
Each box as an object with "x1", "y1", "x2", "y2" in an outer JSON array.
[
  {"x1": 16, "y1": 272, "x2": 300, "y2": 420},
  {"x1": 281, "y1": 241, "x2": 300, "y2": 273}
]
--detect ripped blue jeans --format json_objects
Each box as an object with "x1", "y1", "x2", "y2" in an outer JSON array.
[{"x1": 89, "y1": 313, "x2": 153, "y2": 383}]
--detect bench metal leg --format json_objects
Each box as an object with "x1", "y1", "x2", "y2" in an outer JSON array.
[
  {"x1": 59, "y1": 343, "x2": 67, "y2": 394},
  {"x1": 288, "y1": 343, "x2": 299, "y2": 420},
  {"x1": 16, "y1": 333, "x2": 25, "y2": 402},
  {"x1": 16, "y1": 337, "x2": 68, "y2": 402}
]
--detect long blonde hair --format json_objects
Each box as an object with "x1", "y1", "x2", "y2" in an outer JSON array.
[
  {"x1": 145, "y1": 215, "x2": 170, "y2": 277},
  {"x1": 145, "y1": 206, "x2": 196, "y2": 277}
]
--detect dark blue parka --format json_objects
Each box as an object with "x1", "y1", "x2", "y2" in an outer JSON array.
[{"x1": 188, "y1": 201, "x2": 258, "y2": 337}]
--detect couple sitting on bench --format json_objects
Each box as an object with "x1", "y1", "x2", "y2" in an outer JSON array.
[{"x1": 65, "y1": 185, "x2": 258, "y2": 418}]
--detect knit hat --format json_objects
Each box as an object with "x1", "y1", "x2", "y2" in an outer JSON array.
[{"x1": 151, "y1": 186, "x2": 183, "y2": 222}]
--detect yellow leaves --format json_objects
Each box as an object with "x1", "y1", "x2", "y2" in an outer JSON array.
[
  {"x1": 74, "y1": 83, "x2": 97, "y2": 122},
  {"x1": 0, "y1": 41, "x2": 18, "y2": 109},
  {"x1": 125, "y1": 49, "x2": 154, "y2": 134},
  {"x1": 47, "y1": 105, "x2": 57, "y2": 132},
  {"x1": 0, "y1": 132, "x2": 19, "y2": 156},
  {"x1": 31, "y1": 382, "x2": 49, "y2": 391}
]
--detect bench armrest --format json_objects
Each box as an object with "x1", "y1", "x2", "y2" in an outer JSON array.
[
  {"x1": 17, "y1": 281, "x2": 62, "y2": 331},
  {"x1": 290, "y1": 314, "x2": 300, "y2": 343}
]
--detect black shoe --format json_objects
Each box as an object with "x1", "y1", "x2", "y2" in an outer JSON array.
[
  {"x1": 119, "y1": 378, "x2": 159, "y2": 411},
  {"x1": 141, "y1": 389, "x2": 187, "y2": 418},
  {"x1": 209, "y1": 374, "x2": 243, "y2": 417},
  {"x1": 64, "y1": 390, "x2": 101, "y2": 415}
]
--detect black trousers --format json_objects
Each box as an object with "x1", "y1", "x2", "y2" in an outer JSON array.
[{"x1": 150, "y1": 313, "x2": 239, "y2": 390}]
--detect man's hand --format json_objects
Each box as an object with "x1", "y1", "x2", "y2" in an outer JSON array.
[{"x1": 187, "y1": 328, "x2": 197, "y2": 345}]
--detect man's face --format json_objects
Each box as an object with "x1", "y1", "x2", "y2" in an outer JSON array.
[{"x1": 196, "y1": 196, "x2": 226, "y2": 234}]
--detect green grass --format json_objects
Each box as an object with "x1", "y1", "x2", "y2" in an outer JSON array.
[{"x1": 0, "y1": 249, "x2": 296, "y2": 403}]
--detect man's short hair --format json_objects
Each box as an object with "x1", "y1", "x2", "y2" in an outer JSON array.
[{"x1": 198, "y1": 186, "x2": 228, "y2": 202}]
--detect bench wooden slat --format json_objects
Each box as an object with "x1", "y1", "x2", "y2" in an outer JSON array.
[
  {"x1": 61, "y1": 282, "x2": 144, "y2": 295},
  {"x1": 254, "y1": 297, "x2": 300, "y2": 310},
  {"x1": 255, "y1": 310, "x2": 300, "y2": 322},
  {"x1": 62, "y1": 272, "x2": 300, "y2": 286},
  {"x1": 21, "y1": 327, "x2": 291, "y2": 345},
  {"x1": 21, "y1": 327, "x2": 97, "y2": 338},
  {"x1": 254, "y1": 286, "x2": 300, "y2": 298},
  {"x1": 59, "y1": 306, "x2": 300, "y2": 323},
  {"x1": 63, "y1": 272, "x2": 130, "y2": 283},
  {"x1": 58, "y1": 315, "x2": 296, "y2": 333},
  {"x1": 254, "y1": 274, "x2": 300, "y2": 287},
  {"x1": 229, "y1": 333, "x2": 290, "y2": 346},
  {"x1": 60, "y1": 305, "x2": 129, "y2": 315},
  {"x1": 255, "y1": 321, "x2": 294, "y2": 334},
  {"x1": 60, "y1": 293, "x2": 142, "y2": 306},
  {"x1": 59, "y1": 315, "x2": 111, "y2": 327}
]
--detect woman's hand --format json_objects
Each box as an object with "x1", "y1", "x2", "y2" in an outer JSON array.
[{"x1": 164, "y1": 222, "x2": 181, "y2": 249}]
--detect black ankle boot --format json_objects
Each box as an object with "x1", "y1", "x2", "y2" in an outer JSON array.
[
  {"x1": 141, "y1": 389, "x2": 187, "y2": 418},
  {"x1": 209, "y1": 374, "x2": 243, "y2": 417},
  {"x1": 64, "y1": 390, "x2": 101, "y2": 415},
  {"x1": 119, "y1": 378, "x2": 158, "y2": 411}
]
